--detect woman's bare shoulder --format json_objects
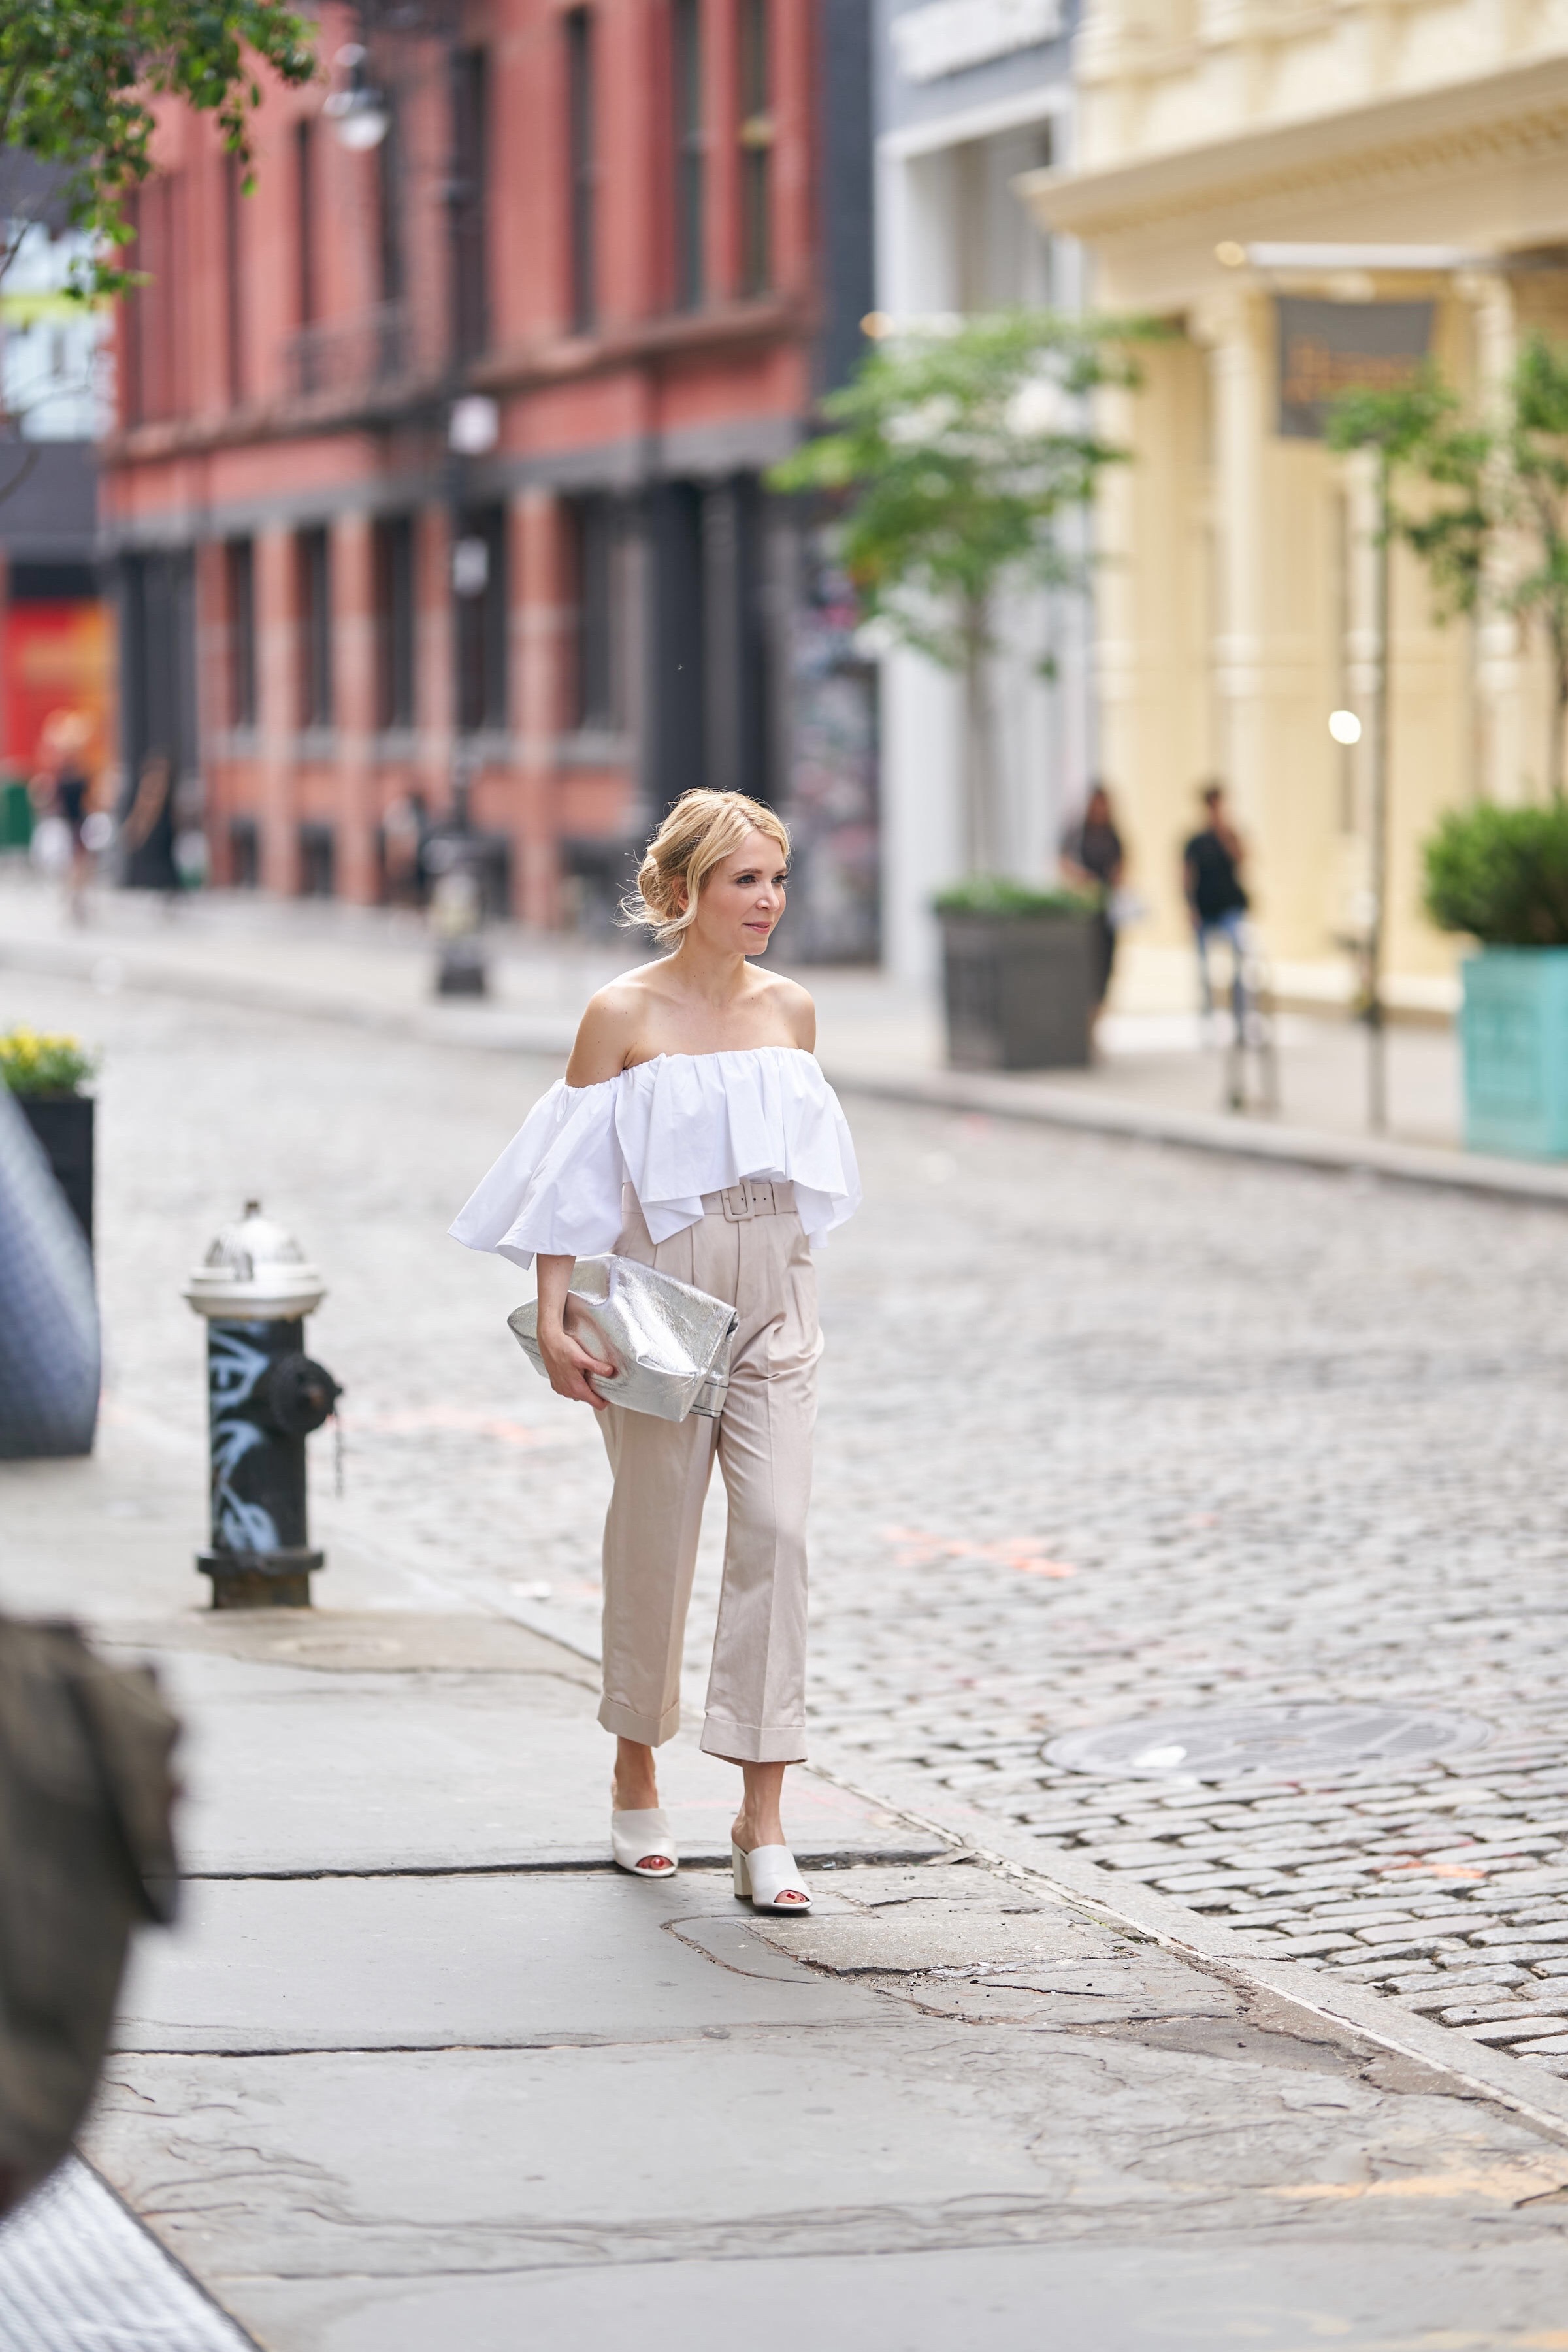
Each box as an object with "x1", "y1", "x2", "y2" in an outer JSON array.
[
  {"x1": 566, "y1": 973, "x2": 657, "y2": 1085},
  {"x1": 754, "y1": 970, "x2": 816, "y2": 1048}
]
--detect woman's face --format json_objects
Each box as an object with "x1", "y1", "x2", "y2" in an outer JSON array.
[{"x1": 690, "y1": 828, "x2": 789, "y2": 955}]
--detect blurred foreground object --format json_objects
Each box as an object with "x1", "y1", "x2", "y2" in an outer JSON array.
[
  {"x1": 0, "y1": 1619, "x2": 179, "y2": 2217},
  {"x1": 0, "y1": 1090, "x2": 98, "y2": 1459},
  {"x1": 184, "y1": 1203, "x2": 342, "y2": 1609}
]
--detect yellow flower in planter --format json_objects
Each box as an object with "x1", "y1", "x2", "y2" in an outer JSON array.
[{"x1": 0, "y1": 1029, "x2": 99, "y2": 1098}]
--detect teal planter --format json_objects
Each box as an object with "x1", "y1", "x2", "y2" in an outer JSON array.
[{"x1": 1460, "y1": 947, "x2": 1568, "y2": 1158}]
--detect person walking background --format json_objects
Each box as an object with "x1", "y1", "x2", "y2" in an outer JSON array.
[
  {"x1": 1183, "y1": 783, "x2": 1250, "y2": 1019},
  {"x1": 450, "y1": 791, "x2": 860, "y2": 1914},
  {"x1": 1060, "y1": 780, "x2": 1127, "y2": 1037}
]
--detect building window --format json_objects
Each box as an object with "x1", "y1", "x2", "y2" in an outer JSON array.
[
  {"x1": 449, "y1": 50, "x2": 489, "y2": 362},
  {"x1": 455, "y1": 506, "x2": 507, "y2": 734},
  {"x1": 127, "y1": 176, "x2": 183, "y2": 423},
  {"x1": 297, "y1": 821, "x2": 335, "y2": 898},
  {"x1": 565, "y1": 10, "x2": 596, "y2": 333},
  {"x1": 737, "y1": 0, "x2": 772, "y2": 296},
  {"x1": 672, "y1": 0, "x2": 704, "y2": 310},
  {"x1": 296, "y1": 526, "x2": 333, "y2": 728},
  {"x1": 372, "y1": 101, "x2": 408, "y2": 382},
  {"x1": 295, "y1": 120, "x2": 317, "y2": 329},
  {"x1": 568, "y1": 497, "x2": 621, "y2": 731},
  {"x1": 123, "y1": 190, "x2": 144, "y2": 426},
  {"x1": 229, "y1": 815, "x2": 260, "y2": 889},
  {"x1": 377, "y1": 95, "x2": 404, "y2": 304},
  {"x1": 223, "y1": 154, "x2": 245, "y2": 404},
  {"x1": 373, "y1": 515, "x2": 417, "y2": 730},
  {"x1": 225, "y1": 538, "x2": 256, "y2": 728}
]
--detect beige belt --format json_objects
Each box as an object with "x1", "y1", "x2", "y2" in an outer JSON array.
[
  {"x1": 623, "y1": 1177, "x2": 796, "y2": 1224},
  {"x1": 702, "y1": 1178, "x2": 794, "y2": 1222}
]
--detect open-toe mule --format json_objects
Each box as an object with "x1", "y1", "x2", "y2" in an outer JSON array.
[
  {"x1": 732, "y1": 1842, "x2": 811, "y2": 1913},
  {"x1": 612, "y1": 1808, "x2": 678, "y2": 1878}
]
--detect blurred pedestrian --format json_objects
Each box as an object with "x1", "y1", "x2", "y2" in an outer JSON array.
[
  {"x1": 1183, "y1": 782, "x2": 1250, "y2": 1021},
  {"x1": 1060, "y1": 780, "x2": 1126, "y2": 1034},
  {"x1": 382, "y1": 791, "x2": 427, "y2": 907},
  {"x1": 120, "y1": 751, "x2": 181, "y2": 901}
]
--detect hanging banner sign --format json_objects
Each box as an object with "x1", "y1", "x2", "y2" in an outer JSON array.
[{"x1": 1276, "y1": 299, "x2": 1435, "y2": 440}]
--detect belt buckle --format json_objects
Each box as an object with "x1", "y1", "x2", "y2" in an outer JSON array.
[{"x1": 722, "y1": 1184, "x2": 754, "y2": 1223}]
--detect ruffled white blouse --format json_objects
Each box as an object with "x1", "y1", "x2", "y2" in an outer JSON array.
[{"x1": 449, "y1": 1046, "x2": 861, "y2": 1269}]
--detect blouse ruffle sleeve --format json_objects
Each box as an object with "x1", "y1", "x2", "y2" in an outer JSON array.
[{"x1": 447, "y1": 1077, "x2": 626, "y2": 1269}]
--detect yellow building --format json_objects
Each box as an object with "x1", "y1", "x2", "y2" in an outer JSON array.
[{"x1": 1022, "y1": 4, "x2": 1568, "y2": 1015}]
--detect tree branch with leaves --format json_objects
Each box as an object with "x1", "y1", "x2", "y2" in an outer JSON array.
[{"x1": 0, "y1": 0, "x2": 316, "y2": 295}]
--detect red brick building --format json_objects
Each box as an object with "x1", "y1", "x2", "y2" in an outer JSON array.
[{"x1": 100, "y1": 0, "x2": 875, "y2": 949}]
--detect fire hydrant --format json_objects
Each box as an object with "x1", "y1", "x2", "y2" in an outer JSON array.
[{"x1": 184, "y1": 1201, "x2": 342, "y2": 1609}]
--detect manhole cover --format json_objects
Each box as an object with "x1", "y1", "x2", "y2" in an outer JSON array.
[{"x1": 1043, "y1": 1702, "x2": 1493, "y2": 1782}]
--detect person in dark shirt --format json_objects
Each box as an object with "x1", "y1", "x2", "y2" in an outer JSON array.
[
  {"x1": 1060, "y1": 781, "x2": 1126, "y2": 1028},
  {"x1": 1183, "y1": 783, "x2": 1250, "y2": 1018}
]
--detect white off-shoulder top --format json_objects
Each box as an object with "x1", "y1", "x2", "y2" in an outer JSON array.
[{"x1": 448, "y1": 1046, "x2": 862, "y2": 1269}]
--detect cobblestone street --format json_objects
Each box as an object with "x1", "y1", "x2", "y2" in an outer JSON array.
[{"x1": 14, "y1": 965, "x2": 1568, "y2": 2093}]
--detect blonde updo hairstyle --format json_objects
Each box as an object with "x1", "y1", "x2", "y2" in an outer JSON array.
[{"x1": 623, "y1": 789, "x2": 791, "y2": 948}]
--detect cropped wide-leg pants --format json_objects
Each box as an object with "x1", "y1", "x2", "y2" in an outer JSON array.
[{"x1": 596, "y1": 1179, "x2": 821, "y2": 1763}]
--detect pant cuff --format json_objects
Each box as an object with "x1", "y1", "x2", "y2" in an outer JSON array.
[
  {"x1": 599, "y1": 1693, "x2": 682, "y2": 1747},
  {"x1": 700, "y1": 1714, "x2": 808, "y2": 1765}
]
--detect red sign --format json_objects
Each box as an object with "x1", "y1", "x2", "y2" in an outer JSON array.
[{"x1": 1, "y1": 598, "x2": 115, "y2": 781}]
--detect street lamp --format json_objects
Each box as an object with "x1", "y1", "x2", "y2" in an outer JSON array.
[{"x1": 325, "y1": 44, "x2": 391, "y2": 152}]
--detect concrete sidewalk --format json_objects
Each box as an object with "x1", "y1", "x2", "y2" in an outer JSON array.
[
  {"x1": 7, "y1": 874, "x2": 1561, "y2": 1211},
  {"x1": 4, "y1": 1418, "x2": 1568, "y2": 2347}
]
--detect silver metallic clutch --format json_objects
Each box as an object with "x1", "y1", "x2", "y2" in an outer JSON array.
[{"x1": 508, "y1": 1255, "x2": 738, "y2": 1422}]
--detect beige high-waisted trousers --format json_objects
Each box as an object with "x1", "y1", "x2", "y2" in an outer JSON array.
[{"x1": 596, "y1": 1178, "x2": 821, "y2": 1763}]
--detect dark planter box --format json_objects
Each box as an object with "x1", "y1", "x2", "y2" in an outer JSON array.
[
  {"x1": 940, "y1": 910, "x2": 1096, "y2": 1071},
  {"x1": 18, "y1": 1095, "x2": 95, "y2": 1250}
]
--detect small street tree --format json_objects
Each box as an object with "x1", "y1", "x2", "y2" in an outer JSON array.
[
  {"x1": 770, "y1": 311, "x2": 1147, "y2": 877},
  {"x1": 1324, "y1": 372, "x2": 1468, "y2": 1132},
  {"x1": 1, "y1": 0, "x2": 316, "y2": 295},
  {"x1": 1507, "y1": 337, "x2": 1568, "y2": 800}
]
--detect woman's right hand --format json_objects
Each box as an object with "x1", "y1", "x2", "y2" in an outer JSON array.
[
  {"x1": 533, "y1": 1254, "x2": 615, "y2": 1409},
  {"x1": 536, "y1": 1316, "x2": 617, "y2": 1410}
]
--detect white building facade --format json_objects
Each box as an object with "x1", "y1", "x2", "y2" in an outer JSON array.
[{"x1": 874, "y1": 0, "x2": 1090, "y2": 983}]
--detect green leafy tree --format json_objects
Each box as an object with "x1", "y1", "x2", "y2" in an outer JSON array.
[
  {"x1": 1, "y1": 0, "x2": 316, "y2": 294},
  {"x1": 769, "y1": 310, "x2": 1149, "y2": 876}
]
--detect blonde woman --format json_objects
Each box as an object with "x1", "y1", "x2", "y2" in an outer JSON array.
[{"x1": 451, "y1": 791, "x2": 860, "y2": 1912}]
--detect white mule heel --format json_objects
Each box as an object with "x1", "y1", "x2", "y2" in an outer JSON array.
[
  {"x1": 732, "y1": 1842, "x2": 811, "y2": 1913},
  {"x1": 612, "y1": 1808, "x2": 678, "y2": 1878}
]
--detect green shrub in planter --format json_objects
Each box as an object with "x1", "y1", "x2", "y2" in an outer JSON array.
[
  {"x1": 934, "y1": 876, "x2": 1100, "y2": 919},
  {"x1": 1424, "y1": 802, "x2": 1568, "y2": 947},
  {"x1": 1424, "y1": 804, "x2": 1568, "y2": 1157}
]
